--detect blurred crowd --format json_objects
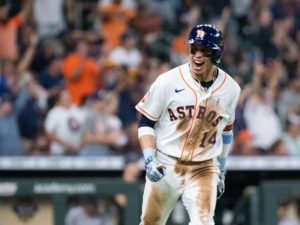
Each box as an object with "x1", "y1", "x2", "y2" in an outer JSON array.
[{"x1": 0, "y1": 0, "x2": 300, "y2": 157}]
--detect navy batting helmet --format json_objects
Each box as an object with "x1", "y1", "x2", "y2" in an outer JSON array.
[{"x1": 186, "y1": 24, "x2": 224, "y2": 64}]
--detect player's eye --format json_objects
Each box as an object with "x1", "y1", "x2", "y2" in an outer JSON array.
[{"x1": 190, "y1": 45, "x2": 212, "y2": 57}]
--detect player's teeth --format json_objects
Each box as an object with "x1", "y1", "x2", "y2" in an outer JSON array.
[{"x1": 194, "y1": 61, "x2": 203, "y2": 66}]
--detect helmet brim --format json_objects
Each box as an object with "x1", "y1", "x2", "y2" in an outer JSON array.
[{"x1": 186, "y1": 39, "x2": 219, "y2": 50}]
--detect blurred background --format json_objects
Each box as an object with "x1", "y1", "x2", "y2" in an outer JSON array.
[{"x1": 0, "y1": 0, "x2": 300, "y2": 224}]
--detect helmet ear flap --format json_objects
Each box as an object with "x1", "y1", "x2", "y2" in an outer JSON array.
[{"x1": 211, "y1": 50, "x2": 222, "y2": 64}]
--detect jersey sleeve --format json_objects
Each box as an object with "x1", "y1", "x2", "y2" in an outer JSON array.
[
  {"x1": 224, "y1": 85, "x2": 241, "y2": 131},
  {"x1": 135, "y1": 76, "x2": 167, "y2": 121}
]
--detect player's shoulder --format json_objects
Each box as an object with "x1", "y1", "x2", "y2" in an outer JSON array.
[{"x1": 219, "y1": 68, "x2": 241, "y2": 94}]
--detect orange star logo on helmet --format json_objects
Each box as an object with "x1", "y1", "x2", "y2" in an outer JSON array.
[{"x1": 196, "y1": 29, "x2": 206, "y2": 40}]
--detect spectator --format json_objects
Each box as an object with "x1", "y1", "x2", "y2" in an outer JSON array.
[
  {"x1": 0, "y1": 90, "x2": 28, "y2": 156},
  {"x1": 277, "y1": 76, "x2": 300, "y2": 128},
  {"x1": 45, "y1": 89, "x2": 85, "y2": 155},
  {"x1": 277, "y1": 198, "x2": 300, "y2": 225},
  {"x1": 15, "y1": 34, "x2": 45, "y2": 153},
  {"x1": 0, "y1": 0, "x2": 31, "y2": 61},
  {"x1": 267, "y1": 139, "x2": 289, "y2": 156},
  {"x1": 107, "y1": 65, "x2": 143, "y2": 126},
  {"x1": 98, "y1": 0, "x2": 136, "y2": 48},
  {"x1": 232, "y1": 129, "x2": 259, "y2": 156},
  {"x1": 65, "y1": 196, "x2": 114, "y2": 225},
  {"x1": 63, "y1": 39, "x2": 102, "y2": 105},
  {"x1": 229, "y1": 0, "x2": 253, "y2": 37},
  {"x1": 108, "y1": 31, "x2": 141, "y2": 69},
  {"x1": 282, "y1": 115, "x2": 300, "y2": 156},
  {"x1": 82, "y1": 90, "x2": 127, "y2": 156},
  {"x1": 102, "y1": 90, "x2": 127, "y2": 150},
  {"x1": 18, "y1": 74, "x2": 48, "y2": 153},
  {"x1": 131, "y1": 3, "x2": 162, "y2": 40},
  {"x1": 0, "y1": 60, "x2": 17, "y2": 96},
  {"x1": 33, "y1": 0, "x2": 75, "y2": 39},
  {"x1": 143, "y1": 0, "x2": 176, "y2": 26},
  {"x1": 31, "y1": 39, "x2": 64, "y2": 73},
  {"x1": 39, "y1": 56, "x2": 65, "y2": 108},
  {"x1": 1, "y1": 31, "x2": 39, "y2": 96},
  {"x1": 243, "y1": 60, "x2": 282, "y2": 153},
  {"x1": 252, "y1": 7, "x2": 278, "y2": 63},
  {"x1": 81, "y1": 90, "x2": 112, "y2": 156}
]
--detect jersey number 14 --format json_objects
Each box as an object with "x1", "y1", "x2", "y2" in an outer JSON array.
[{"x1": 199, "y1": 131, "x2": 217, "y2": 147}]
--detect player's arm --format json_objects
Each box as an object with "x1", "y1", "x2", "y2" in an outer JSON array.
[
  {"x1": 217, "y1": 126, "x2": 233, "y2": 172},
  {"x1": 138, "y1": 115, "x2": 166, "y2": 182},
  {"x1": 216, "y1": 125, "x2": 233, "y2": 199},
  {"x1": 136, "y1": 75, "x2": 168, "y2": 182},
  {"x1": 217, "y1": 85, "x2": 241, "y2": 199}
]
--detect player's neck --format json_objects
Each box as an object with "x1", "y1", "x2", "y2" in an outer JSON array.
[{"x1": 191, "y1": 65, "x2": 217, "y2": 83}]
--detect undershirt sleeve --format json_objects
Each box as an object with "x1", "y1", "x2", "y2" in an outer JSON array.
[{"x1": 138, "y1": 114, "x2": 156, "y2": 128}]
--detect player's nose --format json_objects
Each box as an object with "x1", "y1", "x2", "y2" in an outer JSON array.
[{"x1": 193, "y1": 50, "x2": 208, "y2": 59}]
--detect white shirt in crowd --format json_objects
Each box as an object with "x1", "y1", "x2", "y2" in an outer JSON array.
[
  {"x1": 108, "y1": 47, "x2": 141, "y2": 68},
  {"x1": 34, "y1": 0, "x2": 65, "y2": 37},
  {"x1": 45, "y1": 105, "x2": 85, "y2": 155},
  {"x1": 244, "y1": 96, "x2": 282, "y2": 150}
]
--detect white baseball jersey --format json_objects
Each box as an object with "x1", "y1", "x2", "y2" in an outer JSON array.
[{"x1": 136, "y1": 62, "x2": 241, "y2": 162}]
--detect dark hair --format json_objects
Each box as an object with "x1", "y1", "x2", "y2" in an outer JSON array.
[{"x1": 82, "y1": 196, "x2": 98, "y2": 206}]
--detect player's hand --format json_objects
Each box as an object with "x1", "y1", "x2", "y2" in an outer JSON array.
[
  {"x1": 145, "y1": 156, "x2": 166, "y2": 182},
  {"x1": 217, "y1": 171, "x2": 225, "y2": 199},
  {"x1": 143, "y1": 147, "x2": 166, "y2": 182}
]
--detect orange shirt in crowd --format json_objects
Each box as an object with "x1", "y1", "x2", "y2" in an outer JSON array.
[
  {"x1": 63, "y1": 54, "x2": 100, "y2": 104},
  {"x1": 172, "y1": 35, "x2": 189, "y2": 55},
  {"x1": 0, "y1": 14, "x2": 22, "y2": 60},
  {"x1": 99, "y1": 3, "x2": 136, "y2": 48}
]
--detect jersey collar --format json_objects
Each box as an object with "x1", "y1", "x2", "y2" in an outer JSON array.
[{"x1": 181, "y1": 63, "x2": 225, "y2": 95}]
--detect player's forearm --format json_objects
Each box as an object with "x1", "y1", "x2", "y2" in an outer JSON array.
[
  {"x1": 218, "y1": 130, "x2": 233, "y2": 171},
  {"x1": 219, "y1": 131, "x2": 233, "y2": 157},
  {"x1": 138, "y1": 134, "x2": 156, "y2": 151}
]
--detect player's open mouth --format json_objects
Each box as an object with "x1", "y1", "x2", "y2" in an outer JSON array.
[{"x1": 193, "y1": 61, "x2": 204, "y2": 70}]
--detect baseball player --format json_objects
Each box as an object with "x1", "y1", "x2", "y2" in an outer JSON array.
[{"x1": 136, "y1": 24, "x2": 241, "y2": 225}]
